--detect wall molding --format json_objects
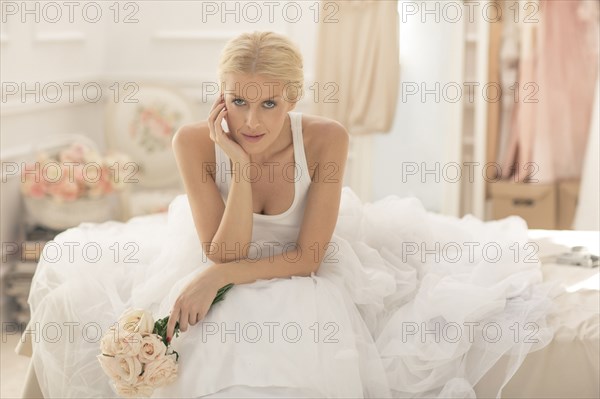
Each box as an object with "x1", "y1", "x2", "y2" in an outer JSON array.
[
  {"x1": 33, "y1": 31, "x2": 86, "y2": 43},
  {"x1": 152, "y1": 30, "x2": 241, "y2": 41},
  {"x1": 0, "y1": 73, "x2": 318, "y2": 117},
  {"x1": 152, "y1": 29, "x2": 290, "y2": 42},
  {"x1": 0, "y1": 75, "x2": 106, "y2": 116}
]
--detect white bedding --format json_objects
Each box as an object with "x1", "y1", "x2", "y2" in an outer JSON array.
[
  {"x1": 476, "y1": 229, "x2": 599, "y2": 398},
  {"x1": 14, "y1": 222, "x2": 599, "y2": 398}
]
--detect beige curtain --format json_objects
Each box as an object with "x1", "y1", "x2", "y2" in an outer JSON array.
[{"x1": 311, "y1": 0, "x2": 399, "y2": 135}]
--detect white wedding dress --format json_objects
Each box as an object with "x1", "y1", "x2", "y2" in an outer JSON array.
[{"x1": 26, "y1": 112, "x2": 559, "y2": 398}]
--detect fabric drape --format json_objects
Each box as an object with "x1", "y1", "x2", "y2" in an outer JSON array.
[
  {"x1": 501, "y1": 0, "x2": 599, "y2": 183},
  {"x1": 573, "y1": 76, "x2": 599, "y2": 230},
  {"x1": 312, "y1": 0, "x2": 400, "y2": 135}
]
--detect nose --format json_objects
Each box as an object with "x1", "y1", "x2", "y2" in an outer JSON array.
[{"x1": 245, "y1": 109, "x2": 261, "y2": 131}]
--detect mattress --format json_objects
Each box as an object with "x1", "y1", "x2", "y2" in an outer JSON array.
[
  {"x1": 15, "y1": 230, "x2": 600, "y2": 398},
  {"x1": 475, "y1": 229, "x2": 600, "y2": 398}
]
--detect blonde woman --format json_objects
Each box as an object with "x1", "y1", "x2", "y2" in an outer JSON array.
[
  {"x1": 25, "y1": 31, "x2": 556, "y2": 399},
  {"x1": 154, "y1": 30, "x2": 390, "y2": 397},
  {"x1": 167, "y1": 31, "x2": 349, "y2": 341},
  {"x1": 26, "y1": 31, "x2": 391, "y2": 398}
]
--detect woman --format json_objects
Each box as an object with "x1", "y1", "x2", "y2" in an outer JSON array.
[
  {"x1": 166, "y1": 34, "x2": 352, "y2": 342},
  {"x1": 26, "y1": 31, "x2": 557, "y2": 398},
  {"x1": 152, "y1": 30, "x2": 391, "y2": 397}
]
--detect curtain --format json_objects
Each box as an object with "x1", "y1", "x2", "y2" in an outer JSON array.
[
  {"x1": 573, "y1": 76, "x2": 599, "y2": 230},
  {"x1": 311, "y1": 0, "x2": 399, "y2": 135},
  {"x1": 501, "y1": 0, "x2": 599, "y2": 183},
  {"x1": 496, "y1": 1, "x2": 523, "y2": 171}
]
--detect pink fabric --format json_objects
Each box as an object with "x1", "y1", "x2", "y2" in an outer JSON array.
[{"x1": 502, "y1": 0, "x2": 599, "y2": 183}]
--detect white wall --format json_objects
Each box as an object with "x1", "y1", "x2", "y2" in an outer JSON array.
[
  {"x1": 371, "y1": 1, "x2": 465, "y2": 213},
  {"x1": 1, "y1": 0, "x2": 471, "y2": 250},
  {"x1": 1, "y1": 1, "x2": 110, "y2": 251},
  {"x1": 1, "y1": 1, "x2": 320, "y2": 250}
]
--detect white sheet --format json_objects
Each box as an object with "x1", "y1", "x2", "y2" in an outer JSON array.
[
  {"x1": 475, "y1": 229, "x2": 599, "y2": 398},
  {"x1": 15, "y1": 223, "x2": 599, "y2": 398}
]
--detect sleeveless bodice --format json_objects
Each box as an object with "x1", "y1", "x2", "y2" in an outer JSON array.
[{"x1": 214, "y1": 111, "x2": 312, "y2": 253}]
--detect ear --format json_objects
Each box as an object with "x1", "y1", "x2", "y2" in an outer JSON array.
[{"x1": 287, "y1": 101, "x2": 297, "y2": 112}]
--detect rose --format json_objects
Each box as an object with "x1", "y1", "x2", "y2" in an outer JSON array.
[
  {"x1": 21, "y1": 169, "x2": 47, "y2": 198},
  {"x1": 118, "y1": 309, "x2": 155, "y2": 334},
  {"x1": 87, "y1": 167, "x2": 114, "y2": 198},
  {"x1": 22, "y1": 144, "x2": 130, "y2": 200},
  {"x1": 59, "y1": 143, "x2": 87, "y2": 163},
  {"x1": 141, "y1": 355, "x2": 178, "y2": 388},
  {"x1": 100, "y1": 328, "x2": 120, "y2": 356},
  {"x1": 114, "y1": 381, "x2": 154, "y2": 398},
  {"x1": 98, "y1": 166, "x2": 115, "y2": 195},
  {"x1": 100, "y1": 327, "x2": 144, "y2": 357},
  {"x1": 24, "y1": 180, "x2": 47, "y2": 198},
  {"x1": 43, "y1": 162, "x2": 62, "y2": 182},
  {"x1": 46, "y1": 178, "x2": 80, "y2": 202},
  {"x1": 97, "y1": 354, "x2": 143, "y2": 386},
  {"x1": 82, "y1": 147, "x2": 103, "y2": 165},
  {"x1": 138, "y1": 334, "x2": 167, "y2": 364}
]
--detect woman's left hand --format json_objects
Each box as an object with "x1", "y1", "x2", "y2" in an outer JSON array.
[{"x1": 166, "y1": 265, "x2": 224, "y2": 341}]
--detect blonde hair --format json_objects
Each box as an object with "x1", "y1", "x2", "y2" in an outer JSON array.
[{"x1": 217, "y1": 31, "x2": 304, "y2": 103}]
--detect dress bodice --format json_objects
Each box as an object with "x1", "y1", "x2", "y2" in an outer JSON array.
[{"x1": 214, "y1": 111, "x2": 312, "y2": 255}]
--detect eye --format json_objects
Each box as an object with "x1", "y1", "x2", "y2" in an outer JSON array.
[
  {"x1": 232, "y1": 98, "x2": 245, "y2": 106},
  {"x1": 264, "y1": 100, "x2": 276, "y2": 109}
]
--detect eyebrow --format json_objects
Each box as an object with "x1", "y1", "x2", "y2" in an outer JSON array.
[{"x1": 228, "y1": 95, "x2": 281, "y2": 101}]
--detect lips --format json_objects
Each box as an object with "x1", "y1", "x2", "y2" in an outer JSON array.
[{"x1": 241, "y1": 133, "x2": 265, "y2": 143}]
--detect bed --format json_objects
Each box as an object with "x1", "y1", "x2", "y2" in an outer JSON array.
[
  {"x1": 475, "y1": 229, "x2": 600, "y2": 398},
  {"x1": 15, "y1": 229, "x2": 600, "y2": 398}
]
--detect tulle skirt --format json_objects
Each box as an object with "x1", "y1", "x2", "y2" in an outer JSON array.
[{"x1": 26, "y1": 187, "x2": 559, "y2": 398}]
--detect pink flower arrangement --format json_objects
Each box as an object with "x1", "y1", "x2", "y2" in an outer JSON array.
[{"x1": 20, "y1": 142, "x2": 132, "y2": 202}]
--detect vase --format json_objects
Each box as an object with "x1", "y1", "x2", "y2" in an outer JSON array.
[{"x1": 23, "y1": 194, "x2": 118, "y2": 230}]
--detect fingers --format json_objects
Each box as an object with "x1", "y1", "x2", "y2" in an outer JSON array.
[
  {"x1": 209, "y1": 92, "x2": 224, "y2": 113},
  {"x1": 210, "y1": 107, "x2": 228, "y2": 144},
  {"x1": 189, "y1": 313, "x2": 200, "y2": 326},
  {"x1": 215, "y1": 106, "x2": 228, "y2": 138},
  {"x1": 179, "y1": 309, "x2": 190, "y2": 333},
  {"x1": 177, "y1": 309, "x2": 205, "y2": 332},
  {"x1": 208, "y1": 105, "x2": 225, "y2": 129},
  {"x1": 209, "y1": 99, "x2": 226, "y2": 120},
  {"x1": 208, "y1": 93, "x2": 225, "y2": 119},
  {"x1": 166, "y1": 307, "x2": 180, "y2": 341},
  {"x1": 208, "y1": 94, "x2": 227, "y2": 142},
  {"x1": 213, "y1": 92, "x2": 223, "y2": 107}
]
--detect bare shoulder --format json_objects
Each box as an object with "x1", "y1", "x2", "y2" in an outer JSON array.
[
  {"x1": 300, "y1": 114, "x2": 349, "y2": 182},
  {"x1": 301, "y1": 114, "x2": 350, "y2": 166},
  {"x1": 172, "y1": 120, "x2": 216, "y2": 164}
]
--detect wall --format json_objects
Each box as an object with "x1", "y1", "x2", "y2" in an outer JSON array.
[
  {"x1": 371, "y1": 0, "x2": 465, "y2": 213},
  {"x1": 1, "y1": 1, "x2": 320, "y2": 252},
  {"x1": 2, "y1": 1, "x2": 471, "y2": 247}
]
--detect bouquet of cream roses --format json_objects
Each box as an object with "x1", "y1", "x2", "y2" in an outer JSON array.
[{"x1": 98, "y1": 284, "x2": 233, "y2": 397}]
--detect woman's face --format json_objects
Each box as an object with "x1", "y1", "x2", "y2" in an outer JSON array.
[{"x1": 222, "y1": 73, "x2": 296, "y2": 154}]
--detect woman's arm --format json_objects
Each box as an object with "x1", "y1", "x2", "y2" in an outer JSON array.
[
  {"x1": 172, "y1": 126, "x2": 253, "y2": 264},
  {"x1": 210, "y1": 159, "x2": 254, "y2": 262},
  {"x1": 209, "y1": 120, "x2": 350, "y2": 285},
  {"x1": 208, "y1": 247, "x2": 314, "y2": 287},
  {"x1": 166, "y1": 120, "x2": 349, "y2": 338}
]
